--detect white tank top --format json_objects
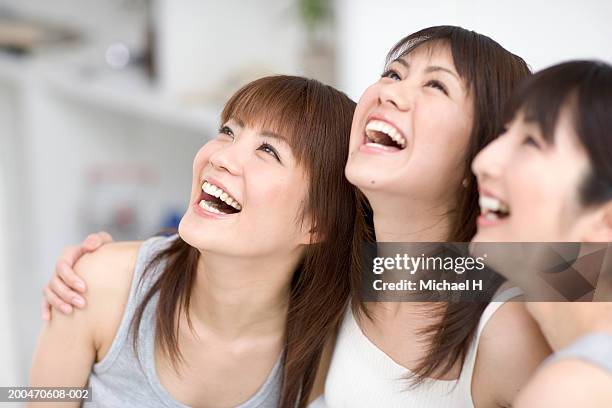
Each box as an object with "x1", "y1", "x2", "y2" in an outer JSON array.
[{"x1": 319, "y1": 288, "x2": 523, "y2": 408}]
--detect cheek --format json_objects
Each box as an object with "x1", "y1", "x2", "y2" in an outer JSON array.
[
  {"x1": 350, "y1": 85, "x2": 379, "y2": 145},
  {"x1": 414, "y1": 104, "x2": 471, "y2": 169},
  {"x1": 249, "y1": 177, "x2": 307, "y2": 230},
  {"x1": 507, "y1": 161, "x2": 565, "y2": 236},
  {"x1": 192, "y1": 144, "x2": 213, "y2": 173}
]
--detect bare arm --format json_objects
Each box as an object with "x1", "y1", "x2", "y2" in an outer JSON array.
[
  {"x1": 515, "y1": 359, "x2": 612, "y2": 408},
  {"x1": 31, "y1": 241, "x2": 138, "y2": 408},
  {"x1": 30, "y1": 254, "x2": 101, "y2": 407},
  {"x1": 473, "y1": 301, "x2": 552, "y2": 408}
]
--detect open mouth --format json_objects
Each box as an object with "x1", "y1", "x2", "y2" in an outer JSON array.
[
  {"x1": 364, "y1": 119, "x2": 407, "y2": 151},
  {"x1": 198, "y1": 180, "x2": 242, "y2": 215},
  {"x1": 479, "y1": 195, "x2": 510, "y2": 221}
]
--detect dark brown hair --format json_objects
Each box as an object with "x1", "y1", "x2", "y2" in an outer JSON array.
[
  {"x1": 357, "y1": 25, "x2": 531, "y2": 384},
  {"x1": 131, "y1": 76, "x2": 366, "y2": 407},
  {"x1": 504, "y1": 60, "x2": 612, "y2": 206}
]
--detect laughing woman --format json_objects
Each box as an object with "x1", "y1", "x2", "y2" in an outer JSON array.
[
  {"x1": 471, "y1": 60, "x2": 612, "y2": 407},
  {"x1": 29, "y1": 76, "x2": 366, "y2": 407},
  {"x1": 323, "y1": 26, "x2": 551, "y2": 407}
]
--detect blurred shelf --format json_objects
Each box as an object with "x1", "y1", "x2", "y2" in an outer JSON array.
[
  {"x1": 43, "y1": 67, "x2": 220, "y2": 133},
  {"x1": 0, "y1": 51, "x2": 221, "y2": 133}
]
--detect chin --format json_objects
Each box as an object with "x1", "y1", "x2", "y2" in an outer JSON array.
[
  {"x1": 471, "y1": 230, "x2": 490, "y2": 243},
  {"x1": 472, "y1": 228, "x2": 511, "y2": 243},
  {"x1": 345, "y1": 163, "x2": 391, "y2": 194},
  {"x1": 177, "y1": 212, "x2": 204, "y2": 248}
]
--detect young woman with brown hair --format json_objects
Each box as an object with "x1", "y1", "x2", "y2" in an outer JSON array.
[{"x1": 30, "y1": 75, "x2": 366, "y2": 408}]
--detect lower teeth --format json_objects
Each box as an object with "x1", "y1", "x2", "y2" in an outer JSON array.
[
  {"x1": 199, "y1": 200, "x2": 223, "y2": 214},
  {"x1": 484, "y1": 212, "x2": 499, "y2": 221}
]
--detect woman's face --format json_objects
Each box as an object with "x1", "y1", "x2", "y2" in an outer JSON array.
[
  {"x1": 179, "y1": 118, "x2": 312, "y2": 257},
  {"x1": 472, "y1": 105, "x2": 594, "y2": 242},
  {"x1": 345, "y1": 43, "x2": 474, "y2": 205}
]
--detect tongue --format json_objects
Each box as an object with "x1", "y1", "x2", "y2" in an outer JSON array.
[
  {"x1": 202, "y1": 192, "x2": 239, "y2": 214},
  {"x1": 367, "y1": 130, "x2": 402, "y2": 150},
  {"x1": 364, "y1": 142, "x2": 401, "y2": 153}
]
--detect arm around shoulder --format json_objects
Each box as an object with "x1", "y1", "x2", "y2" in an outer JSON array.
[{"x1": 29, "y1": 242, "x2": 141, "y2": 407}]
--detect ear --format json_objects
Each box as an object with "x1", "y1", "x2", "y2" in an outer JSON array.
[{"x1": 581, "y1": 201, "x2": 612, "y2": 242}]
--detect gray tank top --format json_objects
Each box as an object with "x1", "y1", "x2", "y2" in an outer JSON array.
[
  {"x1": 85, "y1": 235, "x2": 282, "y2": 407},
  {"x1": 545, "y1": 332, "x2": 612, "y2": 374}
]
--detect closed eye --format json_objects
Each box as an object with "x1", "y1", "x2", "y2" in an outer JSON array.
[
  {"x1": 258, "y1": 142, "x2": 282, "y2": 163},
  {"x1": 218, "y1": 125, "x2": 235, "y2": 140},
  {"x1": 425, "y1": 80, "x2": 448, "y2": 95},
  {"x1": 522, "y1": 135, "x2": 541, "y2": 149},
  {"x1": 381, "y1": 69, "x2": 401, "y2": 81}
]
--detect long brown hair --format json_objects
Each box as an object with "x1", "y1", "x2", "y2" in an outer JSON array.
[
  {"x1": 131, "y1": 76, "x2": 366, "y2": 407},
  {"x1": 354, "y1": 26, "x2": 531, "y2": 384}
]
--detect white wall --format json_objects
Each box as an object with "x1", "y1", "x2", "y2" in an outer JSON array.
[
  {"x1": 0, "y1": 160, "x2": 18, "y2": 387},
  {"x1": 156, "y1": 0, "x2": 304, "y2": 96},
  {"x1": 0, "y1": 80, "x2": 19, "y2": 386},
  {"x1": 335, "y1": 0, "x2": 612, "y2": 100}
]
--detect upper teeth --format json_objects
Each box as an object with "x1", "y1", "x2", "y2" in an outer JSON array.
[
  {"x1": 365, "y1": 120, "x2": 407, "y2": 148},
  {"x1": 479, "y1": 195, "x2": 509, "y2": 214},
  {"x1": 202, "y1": 181, "x2": 242, "y2": 211}
]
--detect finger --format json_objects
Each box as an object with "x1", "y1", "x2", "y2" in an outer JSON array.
[
  {"x1": 57, "y1": 259, "x2": 86, "y2": 293},
  {"x1": 98, "y1": 231, "x2": 114, "y2": 244},
  {"x1": 82, "y1": 233, "x2": 103, "y2": 251},
  {"x1": 59, "y1": 245, "x2": 88, "y2": 268},
  {"x1": 82, "y1": 231, "x2": 113, "y2": 251},
  {"x1": 50, "y1": 275, "x2": 86, "y2": 308},
  {"x1": 44, "y1": 286, "x2": 73, "y2": 315}
]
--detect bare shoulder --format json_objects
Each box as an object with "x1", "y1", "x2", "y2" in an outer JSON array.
[
  {"x1": 73, "y1": 241, "x2": 143, "y2": 357},
  {"x1": 472, "y1": 302, "x2": 552, "y2": 407},
  {"x1": 515, "y1": 359, "x2": 612, "y2": 407},
  {"x1": 74, "y1": 241, "x2": 142, "y2": 287},
  {"x1": 481, "y1": 301, "x2": 549, "y2": 349}
]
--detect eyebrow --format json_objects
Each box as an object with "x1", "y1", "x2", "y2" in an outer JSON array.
[
  {"x1": 227, "y1": 119, "x2": 289, "y2": 144},
  {"x1": 260, "y1": 130, "x2": 289, "y2": 144},
  {"x1": 425, "y1": 66, "x2": 460, "y2": 80},
  {"x1": 391, "y1": 59, "x2": 460, "y2": 80}
]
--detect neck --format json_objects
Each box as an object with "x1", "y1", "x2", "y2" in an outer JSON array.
[
  {"x1": 365, "y1": 192, "x2": 452, "y2": 315},
  {"x1": 369, "y1": 192, "x2": 451, "y2": 242},
  {"x1": 189, "y1": 249, "x2": 302, "y2": 339}
]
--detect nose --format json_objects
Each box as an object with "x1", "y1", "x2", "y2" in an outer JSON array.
[
  {"x1": 378, "y1": 80, "x2": 413, "y2": 111},
  {"x1": 209, "y1": 141, "x2": 242, "y2": 176},
  {"x1": 472, "y1": 132, "x2": 512, "y2": 183}
]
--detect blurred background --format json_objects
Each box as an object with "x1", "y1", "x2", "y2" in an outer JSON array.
[{"x1": 0, "y1": 0, "x2": 611, "y2": 391}]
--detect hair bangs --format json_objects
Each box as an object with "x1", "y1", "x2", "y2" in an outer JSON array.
[
  {"x1": 504, "y1": 65, "x2": 583, "y2": 142},
  {"x1": 220, "y1": 76, "x2": 313, "y2": 164},
  {"x1": 385, "y1": 26, "x2": 530, "y2": 106},
  {"x1": 385, "y1": 26, "x2": 484, "y2": 94}
]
